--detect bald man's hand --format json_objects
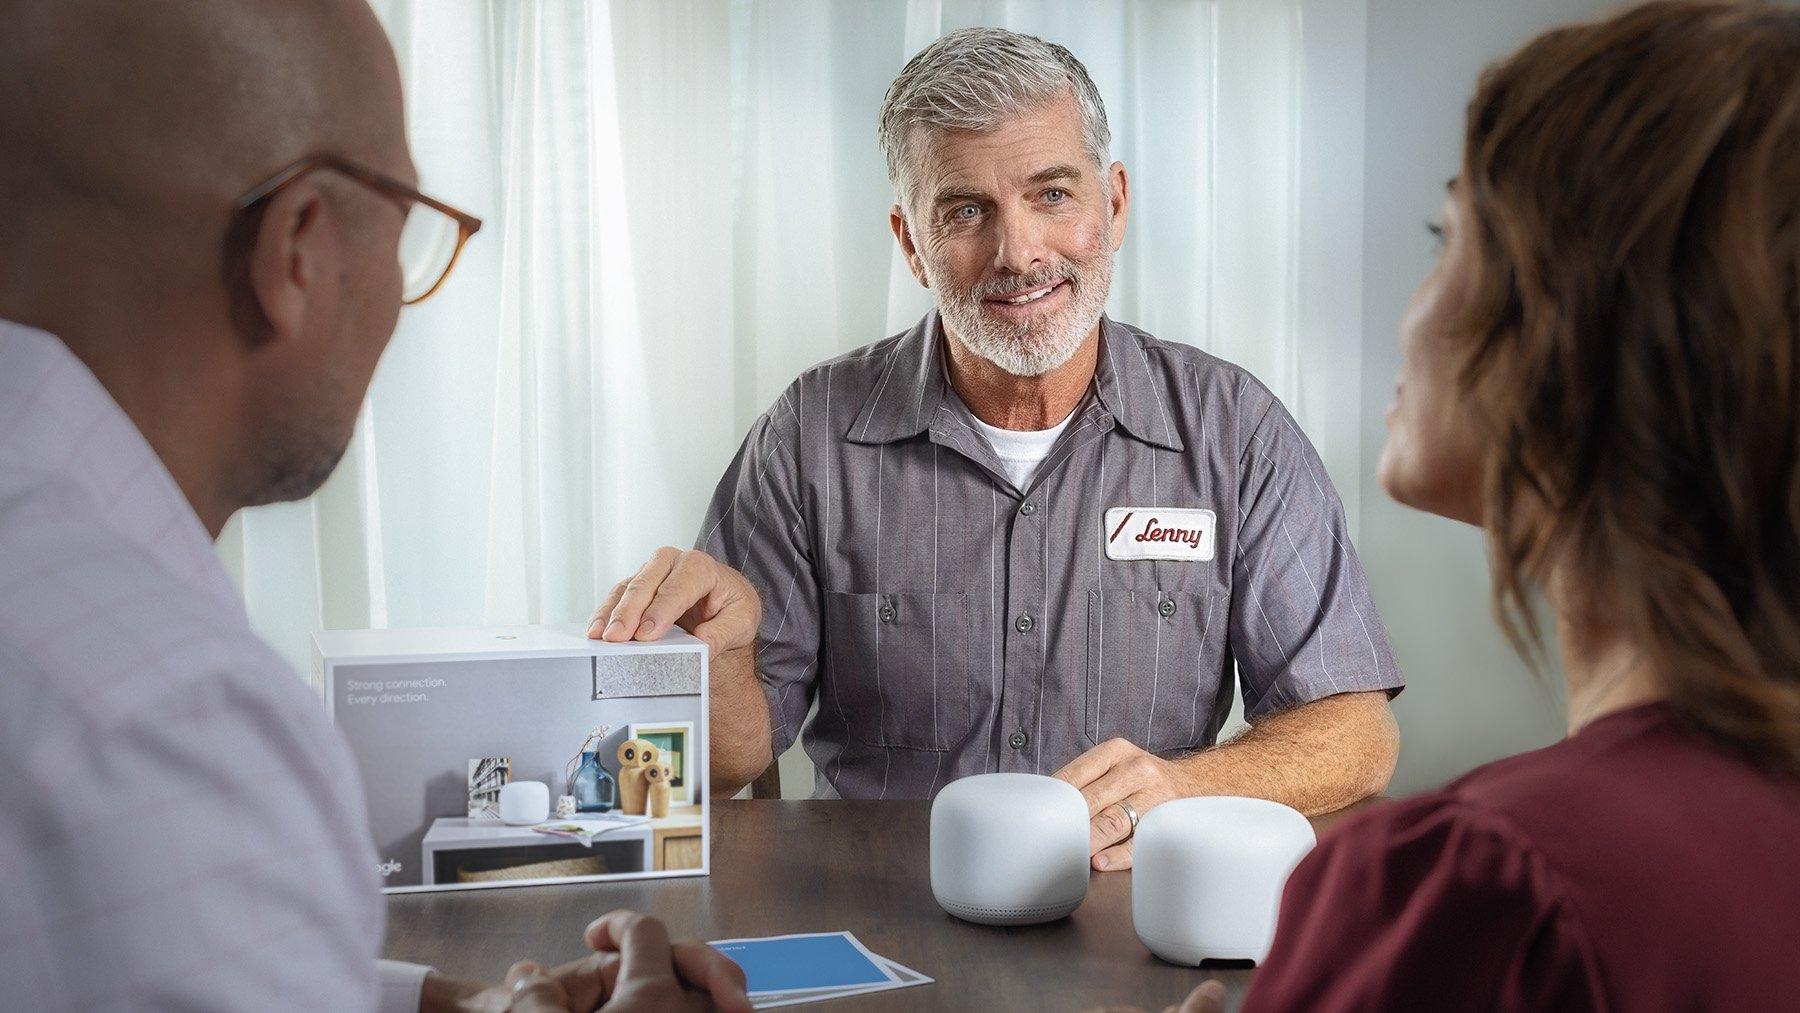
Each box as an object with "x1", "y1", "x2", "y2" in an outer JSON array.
[
  {"x1": 425, "y1": 954, "x2": 608, "y2": 1013},
  {"x1": 422, "y1": 910, "x2": 749, "y2": 1013},
  {"x1": 1084, "y1": 980, "x2": 1227, "y2": 1013},
  {"x1": 585, "y1": 911, "x2": 751, "y2": 1012},
  {"x1": 489, "y1": 961, "x2": 579, "y2": 1012}
]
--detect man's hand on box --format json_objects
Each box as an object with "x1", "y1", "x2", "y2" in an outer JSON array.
[
  {"x1": 1052, "y1": 738, "x2": 1203, "y2": 872},
  {"x1": 588, "y1": 548, "x2": 762, "y2": 655},
  {"x1": 592, "y1": 549, "x2": 774, "y2": 794}
]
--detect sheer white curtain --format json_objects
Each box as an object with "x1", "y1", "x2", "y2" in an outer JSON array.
[{"x1": 218, "y1": 0, "x2": 1364, "y2": 685}]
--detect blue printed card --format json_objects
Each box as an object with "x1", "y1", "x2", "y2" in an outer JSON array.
[{"x1": 709, "y1": 931, "x2": 896, "y2": 995}]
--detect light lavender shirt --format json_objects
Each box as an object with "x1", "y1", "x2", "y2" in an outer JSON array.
[
  {"x1": 700, "y1": 313, "x2": 1402, "y2": 799},
  {"x1": 0, "y1": 320, "x2": 428, "y2": 1010}
]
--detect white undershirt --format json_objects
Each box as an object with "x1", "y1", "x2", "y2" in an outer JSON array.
[{"x1": 968, "y1": 406, "x2": 1078, "y2": 490}]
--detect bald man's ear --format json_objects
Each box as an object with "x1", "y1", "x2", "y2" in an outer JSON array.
[
  {"x1": 888, "y1": 204, "x2": 930, "y2": 289},
  {"x1": 241, "y1": 183, "x2": 334, "y2": 347}
]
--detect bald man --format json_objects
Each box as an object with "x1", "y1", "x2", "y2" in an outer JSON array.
[{"x1": 0, "y1": 2, "x2": 745, "y2": 1010}]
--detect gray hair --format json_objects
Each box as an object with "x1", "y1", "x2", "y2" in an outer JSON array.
[{"x1": 878, "y1": 27, "x2": 1111, "y2": 212}]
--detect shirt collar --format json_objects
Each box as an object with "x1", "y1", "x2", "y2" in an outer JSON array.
[
  {"x1": 846, "y1": 312, "x2": 952, "y2": 445},
  {"x1": 847, "y1": 312, "x2": 1184, "y2": 452},
  {"x1": 0, "y1": 318, "x2": 244, "y2": 613},
  {"x1": 1090, "y1": 316, "x2": 1184, "y2": 452}
]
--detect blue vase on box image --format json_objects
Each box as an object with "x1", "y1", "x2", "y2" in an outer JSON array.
[{"x1": 573, "y1": 750, "x2": 616, "y2": 813}]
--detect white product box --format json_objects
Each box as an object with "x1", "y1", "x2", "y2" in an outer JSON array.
[{"x1": 314, "y1": 623, "x2": 709, "y2": 894}]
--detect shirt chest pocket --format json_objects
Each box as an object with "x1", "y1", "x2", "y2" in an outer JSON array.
[
  {"x1": 1084, "y1": 588, "x2": 1229, "y2": 753},
  {"x1": 822, "y1": 590, "x2": 973, "y2": 752}
]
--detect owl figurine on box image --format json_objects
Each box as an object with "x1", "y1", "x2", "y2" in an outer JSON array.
[
  {"x1": 644, "y1": 761, "x2": 672, "y2": 818},
  {"x1": 617, "y1": 738, "x2": 659, "y2": 815}
]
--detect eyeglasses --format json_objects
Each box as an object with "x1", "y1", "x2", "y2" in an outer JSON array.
[{"x1": 235, "y1": 154, "x2": 482, "y2": 305}]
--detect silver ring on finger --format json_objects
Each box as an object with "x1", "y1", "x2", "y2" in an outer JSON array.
[{"x1": 1114, "y1": 799, "x2": 1140, "y2": 841}]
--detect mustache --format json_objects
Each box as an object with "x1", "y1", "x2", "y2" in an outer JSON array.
[{"x1": 969, "y1": 263, "x2": 1081, "y2": 302}]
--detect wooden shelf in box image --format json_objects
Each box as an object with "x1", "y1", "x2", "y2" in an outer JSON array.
[{"x1": 650, "y1": 804, "x2": 704, "y2": 871}]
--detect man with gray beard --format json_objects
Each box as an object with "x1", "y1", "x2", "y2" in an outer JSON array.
[{"x1": 594, "y1": 28, "x2": 1403, "y2": 871}]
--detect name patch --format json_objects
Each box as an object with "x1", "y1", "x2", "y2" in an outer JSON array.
[{"x1": 1104, "y1": 507, "x2": 1216, "y2": 562}]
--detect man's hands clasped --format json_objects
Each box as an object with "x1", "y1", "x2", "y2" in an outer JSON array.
[
  {"x1": 445, "y1": 910, "x2": 750, "y2": 1013},
  {"x1": 1053, "y1": 738, "x2": 1203, "y2": 872}
]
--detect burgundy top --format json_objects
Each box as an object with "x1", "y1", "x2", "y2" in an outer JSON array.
[{"x1": 1243, "y1": 702, "x2": 1800, "y2": 1011}]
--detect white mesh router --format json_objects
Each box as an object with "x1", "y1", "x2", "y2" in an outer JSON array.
[
  {"x1": 498, "y1": 781, "x2": 549, "y2": 826},
  {"x1": 1131, "y1": 796, "x2": 1316, "y2": 964},
  {"x1": 930, "y1": 773, "x2": 1091, "y2": 925}
]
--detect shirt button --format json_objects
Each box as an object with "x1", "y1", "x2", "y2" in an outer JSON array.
[
  {"x1": 1009, "y1": 730, "x2": 1028, "y2": 749},
  {"x1": 879, "y1": 603, "x2": 896, "y2": 624},
  {"x1": 1158, "y1": 598, "x2": 1177, "y2": 618},
  {"x1": 1015, "y1": 614, "x2": 1035, "y2": 633},
  {"x1": 1019, "y1": 501, "x2": 1036, "y2": 516}
]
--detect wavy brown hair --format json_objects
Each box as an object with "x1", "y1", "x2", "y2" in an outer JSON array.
[{"x1": 1450, "y1": 0, "x2": 1800, "y2": 773}]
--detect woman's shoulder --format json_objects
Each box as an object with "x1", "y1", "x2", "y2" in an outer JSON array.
[
  {"x1": 1316, "y1": 703, "x2": 1733, "y2": 893},
  {"x1": 1239, "y1": 710, "x2": 1692, "y2": 1011},
  {"x1": 1244, "y1": 703, "x2": 1800, "y2": 1011},
  {"x1": 1242, "y1": 788, "x2": 1605, "y2": 1011},
  {"x1": 1313, "y1": 710, "x2": 1644, "y2": 858},
  {"x1": 1303, "y1": 786, "x2": 1564, "y2": 905},
  {"x1": 1420, "y1": 701, "x2": 1792, "y2": 854}
]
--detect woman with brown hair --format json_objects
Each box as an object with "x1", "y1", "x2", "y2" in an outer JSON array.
[{"x1": 1155, "y1": 2, "x2": 1800, "y2": 1009}]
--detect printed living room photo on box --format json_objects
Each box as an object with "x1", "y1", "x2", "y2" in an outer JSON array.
[{"x1": 317, "y1": 627, "x2": 708, "y2": 892}]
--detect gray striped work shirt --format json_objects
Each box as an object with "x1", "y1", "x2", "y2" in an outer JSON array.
[{"x1": 698, "y1": 313, "x2": 1401, "y2": 799}]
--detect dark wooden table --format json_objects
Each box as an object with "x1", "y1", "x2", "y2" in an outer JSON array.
[{"x1": 384, "y1": 800, "x2": 1373, "y2": 1011}]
